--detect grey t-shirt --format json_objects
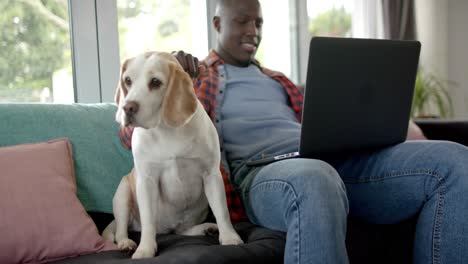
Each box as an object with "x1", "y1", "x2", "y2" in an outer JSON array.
[{"x1": 221, "y1": 63, "x2": 300, "y2": 172}]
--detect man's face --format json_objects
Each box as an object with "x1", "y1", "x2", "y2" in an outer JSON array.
[{"x1": 214, "y1": 0, "x2": 263, "y2": 67}]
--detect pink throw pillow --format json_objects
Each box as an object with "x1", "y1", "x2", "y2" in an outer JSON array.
[
  {"x1": 406, "y1": 120, "x2": 428, "y2": 140},
  {"x1": 0, "y1": 138, "x2": 116, "y2": 264}
]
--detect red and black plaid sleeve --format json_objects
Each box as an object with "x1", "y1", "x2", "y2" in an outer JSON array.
[
  {"x1": 119, "y1": 126, "x2": 134, "y2": 150},
  {"x1": 220, "y1": 166, "x2": 248, "y2": 223}
]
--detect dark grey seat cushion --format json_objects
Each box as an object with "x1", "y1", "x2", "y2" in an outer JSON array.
[{"x1": 52, "y1": 222, "x2": 285, "y2": 264}]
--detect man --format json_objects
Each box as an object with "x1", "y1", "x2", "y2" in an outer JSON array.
[{"x1": 121, "y1": 0, "x2": 468, "y2": 263}]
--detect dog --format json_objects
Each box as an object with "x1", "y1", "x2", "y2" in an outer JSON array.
[{"x1": 102, "y1": 51, "x2": 243, "y2": 259}]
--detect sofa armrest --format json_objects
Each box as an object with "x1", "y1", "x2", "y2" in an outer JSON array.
[{"x1": 414, "y1": 119, "x2": 468, "y2": 147}]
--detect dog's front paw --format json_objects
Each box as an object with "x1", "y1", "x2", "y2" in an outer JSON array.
[
  {"x1": 132, "y1": 243, "x2": 157, "y2": 259},
  {"x1": 219, "y1": 231, "x2": 244, "y2": 245},
  {"x1": 117, "y1": 238, "x2": 137, "y2": 252}
]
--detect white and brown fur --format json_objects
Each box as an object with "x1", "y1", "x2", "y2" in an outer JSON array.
[{"x1": 102, "y1": 52, "x2": 243, "y2": 259}]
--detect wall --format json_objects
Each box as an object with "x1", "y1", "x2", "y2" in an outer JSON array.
[
  {"x1": 447, "y1": 0, "x2": 468, "y2": 118},
  {"x1": 415, "y1": 0, "x2": 468, "y2": 118}
]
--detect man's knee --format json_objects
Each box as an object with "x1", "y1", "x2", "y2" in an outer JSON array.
[
  {"x1": 415, "y1": 140, "x2": 466, "y2": 161},
  {"x1": 277, "y1": 159, "x2": 349, "y2": 221},
  {"x1": 418, "y1": 141, "x2": 467, "y2": 174},
  {"x1": 431, "y1": 141, "x2": 468, "y2": 185},
  {"x1": 271, "y1": 158, "x2": 346, "y2": 199},
  {"x1": 248, "y1": 158, "x2": 348, "y2": 229}
]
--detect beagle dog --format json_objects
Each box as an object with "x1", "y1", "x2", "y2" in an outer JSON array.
[{"x1": 102, "y1": 52, "x2": 243, "y2": 259}]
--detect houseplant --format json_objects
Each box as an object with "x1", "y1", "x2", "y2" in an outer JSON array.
[{"x1": 411, "y1": 68, "x2": 454, "y2": 118}]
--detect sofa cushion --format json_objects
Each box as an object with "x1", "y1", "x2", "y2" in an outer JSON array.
[
  {"x1": 0, "y1": 103, "x2": 133, "y2": 213},
  {"x1": 51, "y1": 222, "x2": 285, "y2": 264},
  {"x1": 0, "y1": 138, "x2": 116, "y2": 264}
]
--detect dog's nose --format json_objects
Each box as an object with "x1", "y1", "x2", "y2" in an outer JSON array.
[{"x1": 123, "y1": 101, "x2": 139, "y2": 116}]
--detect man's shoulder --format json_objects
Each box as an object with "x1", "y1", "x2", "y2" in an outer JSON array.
[
  {"x1": 197, "y1": 54, "x2": 222, "y2": 82},
  {"x1": 260, "y1": 66, "x2": 287, "y2": 78},
  {"x1": 197, "y1": 60, "x2": 216, "y2": 81},
  {"x1": 194, "y1": 57, "x2": 218, "y2": 93},
  {"x1": 200, "y1": 50, "x2": 223, "y2": 69}
]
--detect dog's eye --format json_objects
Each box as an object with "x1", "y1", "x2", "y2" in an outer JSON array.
[
  {"x1": 124, "y1": 77, "x2": 132, "y2": 87},
  {"x1": 149, "y1": 78, "x2": 162, "y2": 90}
]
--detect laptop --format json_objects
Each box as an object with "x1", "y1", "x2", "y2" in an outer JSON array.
[{"x1": 246, "y1": 36, "x2": 421, "y2": 166}]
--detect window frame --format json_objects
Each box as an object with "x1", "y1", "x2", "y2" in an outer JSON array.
[
  {"x1": 69, "y1": 0, "x2": 120, "y2": 103},
  {"x1": 69, "y1": 0, "x2": 308, "y2": 103}
]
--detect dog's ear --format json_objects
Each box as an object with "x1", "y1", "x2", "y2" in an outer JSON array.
[
  {"x1": 115, "y1": 59, "x2": 131, "y2": 125},
  {"x1": 114, "y1": 59, "x2": 130, "y2": 105},
  {"x1": 161, "y1": 61, "x2": 197, "y2": 128}
]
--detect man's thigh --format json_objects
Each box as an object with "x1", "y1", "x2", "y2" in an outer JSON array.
[
  {"x1": 244, "y1": 158, "x2": 347, "y2": 231},
  {"x1": 328, "y1": 140, "x2": 465, "y2": 224}
]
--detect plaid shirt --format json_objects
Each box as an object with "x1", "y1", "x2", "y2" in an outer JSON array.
[{"x1": 119, "y1": 50, "x2": 304, "y2": 223}]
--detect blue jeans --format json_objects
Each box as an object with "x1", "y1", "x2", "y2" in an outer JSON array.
[{"x1": 242, "y1": 140, "x2": 468, "y2": 264}]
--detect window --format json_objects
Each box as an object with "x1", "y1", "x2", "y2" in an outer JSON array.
[
  {"x1": 0, "y1": 0, "x2": 74, "y2": 103},
  {"x1": 307, "y1": 0, "x2": 383, "y2": 39},
  {"x1": 0, "y1": 1, "x2": 383, "y2": 104},
  {"x1": 117, "y1": 0, "x2": 208, "y2": 60},
  {"x1": 256, "y1": 0, "x2": 292, "y2": 80},
  {"x1": 307, "y1": 0, "x2": 354, "y2": 38}
]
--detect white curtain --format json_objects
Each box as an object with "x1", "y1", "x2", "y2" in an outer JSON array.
[{"x1": 352, "y1": 0, "x2": 384, "y2": 39}]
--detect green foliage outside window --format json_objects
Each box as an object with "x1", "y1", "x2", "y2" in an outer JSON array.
[
  {"x1": 0, "y1": 0, "x2": 193, "y2": 102},
  {"x1": 309, "y1": 7, "x2": 351, "y2": 37},
  {"x1": 0, "y1": 0, "x2": 69, "y2": 102},
  {"x1": 117, "y1": 0, "x2": 192, "y2": 60}
]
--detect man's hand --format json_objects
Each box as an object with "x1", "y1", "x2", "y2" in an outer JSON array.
[{"x1": 172, "y1": 50, "x2": 200, "y2": 79}]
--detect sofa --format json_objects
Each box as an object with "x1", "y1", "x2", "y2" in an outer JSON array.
[{"x1": 0, "y1": 102, "x2": 467, "y2": 264}]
